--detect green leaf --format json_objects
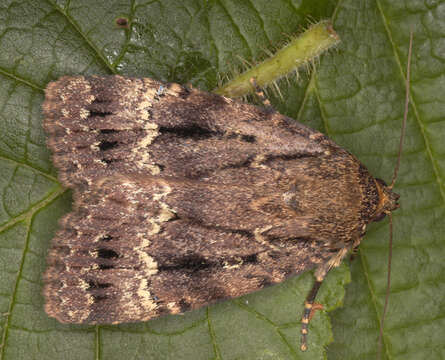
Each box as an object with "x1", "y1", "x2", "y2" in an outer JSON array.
[{"x1": 0, "y1": 1, "x2": 443, "y2": 359}]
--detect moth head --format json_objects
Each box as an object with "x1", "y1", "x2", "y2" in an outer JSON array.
[{"x1": 371, "y1": 178, "x2": 400, "y2": 222}]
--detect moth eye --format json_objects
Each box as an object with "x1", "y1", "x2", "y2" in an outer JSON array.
[{"x1": 373, "y1": 213, "x2": 387, "y2": 222}]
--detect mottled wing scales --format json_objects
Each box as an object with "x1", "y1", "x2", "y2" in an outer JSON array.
[
  {"x1": 42, "y1": 76, "x2": 377, "y2": 324},
  {"x1": 43, "y1": 75, "x2": 332, "y2": 184},
  {"x1": 43, "y1": 76, "x2": 175, "y2": 188},
  {"x1": 44, "y1": 176, "x2": 328, "y2": 323},
  {"x1": 44, "y1": 176, "x2": 172, "y2": 323}
]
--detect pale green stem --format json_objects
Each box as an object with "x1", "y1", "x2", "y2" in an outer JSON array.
[{"x1": 214, "y1": 20, "x2": 340, "y2": 98}]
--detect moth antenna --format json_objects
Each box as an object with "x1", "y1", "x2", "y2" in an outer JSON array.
[
  {"x1": 389, "y1": 30, "x2": 413, "y2": 189},
  {"x1": 378, "y1": 30, "x2": 414, "y2": 359},
  {"x1": 377, "y1": 213, "x2": 394, "y2": 359}
]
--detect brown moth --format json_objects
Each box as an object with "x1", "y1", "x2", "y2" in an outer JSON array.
[{"x1": 41, "y1": 66, "x2": 406, "y2": 349}]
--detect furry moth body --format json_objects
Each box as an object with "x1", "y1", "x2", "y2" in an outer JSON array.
[{"x1": 42, "y1": 76, "x2": 399, "y2": 345}]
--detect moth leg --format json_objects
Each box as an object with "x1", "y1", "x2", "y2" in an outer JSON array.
[
  {"x1": 308, "y1": 303, "x2": 324, "y2": 321},
  {"x1": 249, "y1": 77, "x2": 271, "y2": 107},
  {"x1": 301, "y1": 279, "x2": 323, "y2": 351},
  {"x1": 349, "y1": 242, "x2": 360, "y2": 261},
  {"x1": 300, "y1": 246, "x2": 350, "y2": 351}
]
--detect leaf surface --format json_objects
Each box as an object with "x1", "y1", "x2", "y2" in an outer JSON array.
[{"x1": 0, "y1": 1, "x2": 443, "y2": 359}]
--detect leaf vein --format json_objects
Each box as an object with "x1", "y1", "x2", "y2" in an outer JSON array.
[{"x1": 45, "y1": 0, "x2": 116, "y2": 74}]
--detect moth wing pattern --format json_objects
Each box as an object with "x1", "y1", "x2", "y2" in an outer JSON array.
[
  {"x1": 42, "y1": 76, "x2": 381, "y2": 323},
  {"x1": 44, "y1": 174, "x2": 327, "y2": 323}
]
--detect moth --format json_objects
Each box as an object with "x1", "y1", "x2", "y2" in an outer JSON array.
[{"x1": 42, "y1": 67, "x2": 407, "y2": 350}]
